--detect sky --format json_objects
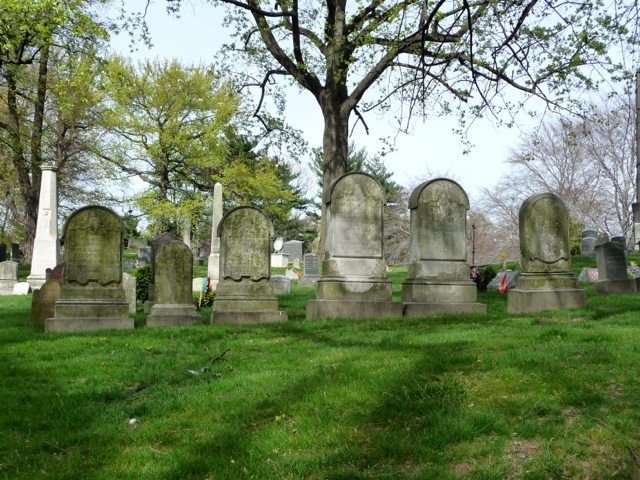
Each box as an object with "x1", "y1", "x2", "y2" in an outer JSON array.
[{"x1": 107, "y1": 1, "x2": 541, "y2": 201}]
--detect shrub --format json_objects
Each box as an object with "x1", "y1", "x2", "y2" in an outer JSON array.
[
  {"x1": 134, "y1": 264, "x2": 152, "y2": 303},
  {"x1": 471, "y1": 265, "x2": 497, "y2": 292}
]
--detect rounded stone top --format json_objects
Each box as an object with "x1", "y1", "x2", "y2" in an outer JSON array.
[
  {"x1": 217, "y1": 205, "x2": 274, "y2": 237},
  {"x1": 324, "y1": 171, "x2": 383, "y2": 205},
  {"x1": 519, "y1": 192, "x2": 567, "y2": 220},
  {"x1": 408, "y1": 178, "x2": 469, "y2": 210},
  {"x1": 62, "y1": 205, "x2": 124, "y2": 239}
]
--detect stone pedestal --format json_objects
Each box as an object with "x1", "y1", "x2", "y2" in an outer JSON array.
[
  {"x1": 28, "y1": 165, "x2": 60, "y2": 290},
  {"x1": 212, "y1": 278, "x2": 287, "y2": 324},
  {"x1": 508, "y1": 272, "x2": 586, "y2": 313},
  {"x1": 148, "y1": 304, "x2": 201, "y2": 327},
  {"x1": 594, "y1": 278, "x2": 637, "y2": 295}
]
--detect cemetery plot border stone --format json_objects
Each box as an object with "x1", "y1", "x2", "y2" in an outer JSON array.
[
  {"x1": 0, "y1": 260, "x2": 18, "y2": 295},
  {"x1": 307, "y1": 172, "x2": 402, "y2": 320},
  {"x1": 147, "y1": 239, "x2": 201, "y2": 328},
  {"x1": 507, "y1": 193, "x2": 586, "y2": 313},
  {"x1": 593, "y1": 241, "x2": 637, "y2": 295},
  {"x1": 45, "y1": 205, "x2": 132, "y2": 332},
  {"x1": 401, "y1": 178, "x2": 486, "y2": 316},
  {"x1": 212, "y1": 206, "x2": 287, "y2": 324}
]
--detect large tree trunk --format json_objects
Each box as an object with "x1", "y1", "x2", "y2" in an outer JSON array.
[{"x1": 318, "y1": 93, "x2": 349, "y2": 259}]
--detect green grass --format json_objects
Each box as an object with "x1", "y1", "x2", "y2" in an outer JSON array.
[{"x1": 2, "y1": 260, "x2": 640, "y2": 479}]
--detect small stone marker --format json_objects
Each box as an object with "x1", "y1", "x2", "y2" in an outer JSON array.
[
  {"x1": 594, "y1": 241, "x2": 636, "y2": 294},
  {"x1": 581, "y1": 228, "x2": 598, "y2": 257},
  {"x1": 270, "y1": 275, "x2": 291, "y2": 295},
  {"x1": 402, "y1": 179, "x2": 486, "y2": 315},
  {"x1": 45, "y1": 206, "x2": 132, "y2": 332},
  {"x1": 307, "y1": 172, "x2": 402, "y2": 320},
  {"x1": 282, "y1": 240, "x2": 303, "y2": 263},
  {"x1": 0, "y1": 260, "x2": 18, "y2": 295},
  {"x1": 147, "y1": 239, "x2": 201, "y2": 327},
  {"x1": 299, "y1": 253, "x2": 320, "y2": 285},
  {"x1": 212, "y1": 206, "x2": 287, "y2": 324},
  {"x1": 122, "y1": 272, "x2": 137, "y2": 314},
  {"x1": 507, "y1": 193, "x2": 586, "y2": 313},
  {"x1": 30, "y1": 279, "x2": 62, "y2": 326},
  {"x1": 12, "y1": 282, "x2": 30, "y2": 295},
  {"x1": 577, "y1": 267, "x2": 599, "y2": 283}
]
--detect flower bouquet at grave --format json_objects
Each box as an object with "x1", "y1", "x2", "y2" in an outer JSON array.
[{"x1": 627, "y1": 261, "x2": 640, "y2": 279}]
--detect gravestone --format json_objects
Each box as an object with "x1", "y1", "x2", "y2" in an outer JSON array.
[
  {"x1": 49, "y1": 263, "x2": 64, "y2": 282},
  {"x1": 582, "y1": 228, "x2": 598, "y2": 240},
  {"x1": 594, "y1": 242, "x2": 636, "y2": 294},
  {"x1": 270, "y1": 275, "x2": 291, "y2": 295},
  {"x1": 28, "y1": 164, "x2": 60, "y2": 289},
  {"x1": 147, "y1": 232, "x2": 180, "y2": 307},
  {"x1": 282, "y1": 240, "x2": 303, "y2": 263},
  {"x1": 11, "y1": 243, "x2": 20, "y2": 261},
  {"x1": 581, "y1": 237, "x2": 597, "y2": 257},
  {"x1": 147, "y1": 239, "x2": 201, "y2": 327},
  {"x1": 0, "y1": 244, "x2": 6, "y2": 262},
  {"x1": 128, "y1": 238, "x2": 147, "y2": 250},
  {"x1": 271, "y1": 236, "x2": 287, "y2": 267},
  {"x1": 402, "y1": 179, "x2": 486, "y2": 315},
  {"x1": 122, "y1": 272, "x2": 137, "y2": 314},
  {"x1": 45, "y1": 206, "x2": 132, "y2": 332},
  {"x1": 307, "y1": 172, "x2": 402, "y2": 319},
  {"x1": 507, "y1": 193, "x2": 586, "y2": 313},
  {"x1": 578, "y1": 267, "x2": 599, "y2": 283},
  {"x1": 486, "y1": 271, "x2": 520, "y2": 291},
  {"x1": 597, "y1": 232, "x2": 610, "y2": 244},
  {"x1": 138, "y1": 246, "x2": 151, "y2": 264},
  {"x1": 611, "y1": 236, "x2": 627, "y2": 251},
  {"x1": 299, "y1": 253, "x2": 320, "y2": 285},
  {"x1": 12, "y1": 282, "x2": 30, "y2": 295},
  {"x1": 207, "y1": 182, "x2": 223, "y2": 290},
  {"x1": 30, "y1": 279, "x2": 62, "y2": 326},
  {"x1": 0, "y1": 261, "x2": 18, "y2": 295},
  {"x1": 211, "y1": 206, "x2": 286, "y2": 324}
]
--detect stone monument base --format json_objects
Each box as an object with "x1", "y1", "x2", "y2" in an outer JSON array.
[
  {"x1": 507, "y1": 288, "x2": 587, "y2": 313},
  {"x1": 306, "y1": 300, "x2": 403, "y2": 320},
  {"x1": 147, "y1": 303, "x2": 202, "y2": 327},
  {"x1": 594, "y1": 279, "x2": 638, "y2": 295},
  {"x1": 402, "y1": 280, "x2": 478, "y2": 303},
  {"x1": 26, "y1": 274, "x2": 46, "y2": 290},
  {"x1": 316, "y1": 278, "x2": 393, "y2": 301},
  {"x1": 211, "y1": 310, "x2": 287, "y2": 324},
  {"x1": 404, "y1": 302, "x2": 487, "y2": 316}
]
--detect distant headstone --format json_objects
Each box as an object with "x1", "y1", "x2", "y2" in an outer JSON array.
[
  {"x1": 212, "y1": 206, "x2": 287, "y2": 324},
  {"x1": 208, "y1": 182, "x2": 223, "y2": 290},
  {"x1": 45, "y1": 206, "x2": 132, "y2": 332},
  {"x1": 147, "y1": 233, "x2": 180, "y2": 306},
  {"x1": 309, "y1": 237, "x2": 319, "y2": 254},
  {"x1": 0, "y1": 244, "x2": 6, "y2": 262},
  {"x1": 192, "y1": 277, "x2": 205, "y2": 292},
  {"x1": 594, "y1": 241, "x2": 636, "y2": 294},
  {"x1": 581, "y1": 228, "x2": 598, "y2": 240},
  {"x1": 402, "y1": 179, "x2": 486, "y2": 315},
  {"x1": 610, "y1": 236, "x2": 627, "y2": 251},
  {"x1": 12, "y1": 282, "x2": 31, "y2": 295},
  {"x1": 270, "y1": 275, "x2": 291, "y2": 295},
  {"x1": 11, "y1": 243, "x2": 20, "y2": 261},
  {"x1": 581, "y1": 237, "x2": 597, "y2": 257},
  {"x1": 128, "y1": 238, "x2": 147, "y2": 250},
  {"x1": 577, "y1": 267, "x2": 599, "y2": 283},
  {"x1": 270, "y1": 253, "x2": 288, "y2": 268},
  {"x1": 0, "y1": 261, "x2": 19, "y2": 295},
  {"x1": 307, "y1": 172, "x2": 402, "y2": 320},
  {"x1": 122, "y1": 272, "x2": 137, "y2": 314},
  {"x1": 597, "y1": 232, "x2": 610, "y2": 244},
  {"x1": 299, "y1": 253, "x2": 320, "y2": 285},
  {"x1": 147, "y1": 239, "x2": 201, "y2": 327},
  {"x1": 486, "y1": 271, "x2": 520, "y2": 291},
  {"x1": 138, "y1": 246, "x2": 151, "y2": 264},
  {"x1": 507, "y1": 193, "x2": 586, "y2": 313},
  {"x1": 282, "y1": 240, "x2": 303, "y2": 263},
  {"x1": 30, "y1": 279, "x2": 61, "y2": 326},
  {"x1": 49, "y1": 263, "x2": 64, "y2": 282}
]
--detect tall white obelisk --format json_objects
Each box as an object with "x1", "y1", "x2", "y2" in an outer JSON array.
[
  {"x1": 27, "y1": 164, "x2": 59, "y2": 289},
  {"x1": 207, "y1": 182, "x2": 223, "y2": 289}
]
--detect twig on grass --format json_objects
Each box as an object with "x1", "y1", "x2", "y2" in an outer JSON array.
[{"x1": 210, "y1": 348, "x2": 230, "y2": 363}]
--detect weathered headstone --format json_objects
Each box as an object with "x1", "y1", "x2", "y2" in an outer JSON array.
[
  {"x1": 507, "y1": 193, "x2": 586, "y2": 313},
  {"x1": 28, "y1": 164, "x2": 60, "y2": 289},
  {"x1": 212, "y1": 206, "x2": 287, "y2": 323},
  {"x1": 147, "y1": 232, "x2": 180, "y2": 306},
  {"x1": 0, "y1": 260, "x2": 18, "y2": 295},
  {"x1": 610, "y1": 236, "x2": 627, "y2": 251},
  {"x1": 30, "y1": 279, "x2": 62, "y2": 326},
  {"x1": 402, "y1": 179, "x2": 486, "y2": 315},
  {"x1": 307, "y1": 172, "x2": 402, "y2": 319},
  {"x1": 577, "y1": 267, "x2": 599, "y2": 283},
  {"x1": 12, "y1": 282, "x2": 30, "y2": 295},
  {"x1": 582, "y1": 228, "x2": 598, "y2": 240},
  {"x1": 581, "y1": 237, "x2": 597, "y2": 257},
  {"x1": 45, "y1": 206, "x2": 132, "y2": 332},
  {"x1": 207, "y1": 182, "x2": 223, "y2": 290},
  {"x1": 486, "y1": 271, "x2": 520, "y2": 291},
  {"x1": 0, "y1": 244, "x2": 6, "y2": 262},
  {"x1": 594, "y1": 241, "x2": 636, "y2": 294},
  {"x1": 270, "y1": 275, "x2": 291, "y2": 295},
  {"x1": 147, "y1": 239, "x2": 201, "y2": 327},
  {"x1": 597, "y1": 232, "x2": 610, "y2": 244},
  {"x1": 122, "y1": 272, "x2": 137, "y2": 314},
  {"x1": 49, "y1": 263, "x2": 64, "y2": 282},
  {"x1": 282, "y1": 240, "x2": 303, "y2": 263},
  {"x1": 299, "y1": 253, "x2": 320, "y2": 285},
  {"x1": 137, "y1": 246, "x2": 151, "y2": 264}
]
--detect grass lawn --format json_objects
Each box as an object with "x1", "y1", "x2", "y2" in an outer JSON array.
[{"x1": 2, "y1": 257, "x2": 640, "y2": 479}]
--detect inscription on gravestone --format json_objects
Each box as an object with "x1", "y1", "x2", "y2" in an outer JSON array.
[
  {"x1": 596, "y1": 242, "x2": 628, "y2": 281},
  {"x1": 221, "y1": 211, "x2": 270, "y2": 281},
  {"x1": 304, "y1": 253, "x2": 319, "y2": 275}
]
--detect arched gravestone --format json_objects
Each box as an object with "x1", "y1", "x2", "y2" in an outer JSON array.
[
  {"x1": 507, "y1": 193, "x2": 586, "y2": 313},
  {"x1": 306, "y1": 172, "x2": 402, "y2": 320},
  {"x1": 402, "y1": 179, "x2": 486, "y2": 315},
  {"x1": 211, "y1": 206, "x2": 287, "y2": 324},
  {"x1": 147, "y1": 239, "x2": 201, "y2": 327},
  {"x1": 45, "y1": 206, "x2": 132, "y2": 332}
]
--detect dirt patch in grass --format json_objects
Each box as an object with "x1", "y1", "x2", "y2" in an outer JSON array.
[{"x1": 505, "y1": 439, "x2": 538, "y2": 478}]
